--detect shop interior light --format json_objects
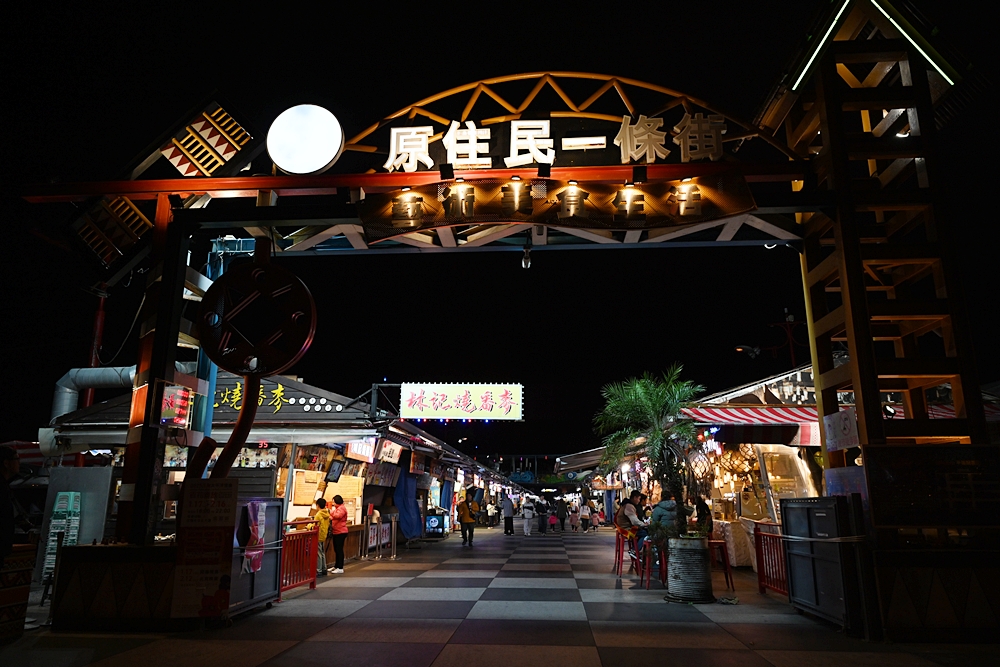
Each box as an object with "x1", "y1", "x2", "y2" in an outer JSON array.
[{"x1": 266, "y1": 104, "x2": 344, "y2": 175}]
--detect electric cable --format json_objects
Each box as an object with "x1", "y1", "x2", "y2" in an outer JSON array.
[{"x1": 97, "y1": 293, "x2": 146, "y2": 366}]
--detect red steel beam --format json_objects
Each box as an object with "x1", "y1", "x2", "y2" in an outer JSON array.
[{"x1": 22, "y1": 162, "x2": 807, "y2": 203}]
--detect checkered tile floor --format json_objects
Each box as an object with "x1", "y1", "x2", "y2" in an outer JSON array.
[{"x1": 2, "y1": 520, "x2": 994, "y2": 666}]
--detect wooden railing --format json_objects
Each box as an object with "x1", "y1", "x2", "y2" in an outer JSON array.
[
  {"x1": 754, "y1": 521, "x2": 788, "y2": 596},
  {"x1": 279, "y1": 520, "x2": 318, "y2": 600}
]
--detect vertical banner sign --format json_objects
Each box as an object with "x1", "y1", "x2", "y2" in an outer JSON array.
[
  {"x1": 172, "y1": 478, "x2": 238, "y2": 619},
  {"x1": 242, "y1": 500, "x2": 266, "y2": 574},
  {"x1": 400, "y1": 383, "x2": 523, "y2": 421},
  {"x1": 823, "y1": 407, "x2": 860, "y2": 452}
]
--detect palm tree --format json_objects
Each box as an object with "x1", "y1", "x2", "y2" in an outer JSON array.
[{"x1": 594, "y1": 363, "x2": 705, "y2": 535}]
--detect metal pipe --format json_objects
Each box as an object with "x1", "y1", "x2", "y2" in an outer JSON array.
[
  {"x1": 50, "y1": 361, "x2": 198, "y2": 424},
  {"x1": 389, "y1": 515, "x2": 398, "y2": 560}
]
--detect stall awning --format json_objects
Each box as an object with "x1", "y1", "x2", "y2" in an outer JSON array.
[
  {"x1": 554, "y1": 447, "x2": 605, "y2": 473},
  {"x1": 683, "y1": 404, "x2": 1000, "y2": 424}
]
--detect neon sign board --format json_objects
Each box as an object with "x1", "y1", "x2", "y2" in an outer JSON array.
[{"x1": 400, "y1": 383, "x2": 523, "y2": 421}]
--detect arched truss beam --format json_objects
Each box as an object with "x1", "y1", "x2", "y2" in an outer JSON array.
[{"x1": 344, "y1": 71, "x2": 802, "y2": 162}]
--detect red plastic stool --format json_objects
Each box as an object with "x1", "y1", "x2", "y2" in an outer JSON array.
[
  {"x1": 614, "y1": 527, "x2": 639, "y2": 577},
  {"x1": 708, "y1": 539, "x2": 734, "y2": 590}
]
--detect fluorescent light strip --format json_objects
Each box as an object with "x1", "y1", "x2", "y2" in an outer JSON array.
[
  {"x1": 792, "y1": 0, "x2": 853, "y2": 91},
  {"x1": 870, "y1": 0, "x2": 954, "y2": 86}
]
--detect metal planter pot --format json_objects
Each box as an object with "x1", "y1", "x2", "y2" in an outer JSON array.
[{"x1": 665, "y1": 536, "x2": 715, "y2": 604}]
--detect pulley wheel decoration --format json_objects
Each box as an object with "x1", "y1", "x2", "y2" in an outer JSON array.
[{"x1": 198, "y1": 253, "x2": 316, "y2": 376}]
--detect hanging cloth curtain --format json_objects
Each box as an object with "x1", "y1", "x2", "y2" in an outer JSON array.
[
  {"x1": 440, "y1": 480, "x2": 454, "y2": 511},
  {"x1": 393, "y1": 451, "x2": 422, "y2": 540}
]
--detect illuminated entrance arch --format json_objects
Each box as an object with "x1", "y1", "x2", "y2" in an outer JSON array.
[{"x1": 21, "y1": 0, "x2": 995, "y2": 639}]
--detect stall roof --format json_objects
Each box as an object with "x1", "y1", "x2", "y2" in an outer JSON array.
[{"x1": 553, "y1": 447, "x2": 605, "y2": 474}]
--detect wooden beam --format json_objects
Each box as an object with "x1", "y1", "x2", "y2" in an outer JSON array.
[
  {"x1": 395, "y1": 232, "x2": 438, "y2": 248},
  {"x1": 555, "y1": 227, "x2": 619, "y2": 244},
  {"x1": 437, "y1": 226, "x2": 457, "y2": 248},
  {"x1": 643, "y1": 217, "x2": 733, "y2": 243},
  {"x1": 715, "y1": 217, "x2": 743, "y2": 242},
  {"x1": 464, "y1": 224, "x2": 530, "y2": 247},
  {"x1": 744, "y1": 215, "x2": 801, "y2": 240}
]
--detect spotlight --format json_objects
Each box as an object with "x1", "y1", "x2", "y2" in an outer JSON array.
[
  {"x1": 568, "y1": 179, "x2": 578, "y2": 186},
  {"x1": 511, "y1": 175, "x2": 521, "y2": 181},
  {"x1": 764, "y1": 243, "x2": 778, "y2": 249},
  {"x1": 455, "y1": 177, "x2": 465, "y2": 183},
  {"x1": 401, "y1": 186, "x2": 411, "y2": 192}
]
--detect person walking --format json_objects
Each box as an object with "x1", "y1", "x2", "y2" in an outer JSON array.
[
  {"x1": 457, "y1": 490, "x2": 480, "y2": 547},
  {"x1": 502, "y1": 495, "x2": 515, "y2": 535},
  {"x1": 536, "y1": 499, "x2": 548, "y2": 534},
  {"x1": 329, "y1": 495, "x2": 349, "y2": 574},
  {"x1": 568, "y1": 504, "x2": 580, "y2": 532},
  {"x1": 556, "y1": 498, "x2": 568, "y2": 532},
  {"x1": 313, "y1": 498, "x2": 332, "y2": 577},
  {"x1": 522, "y1": 498, "x2": 534, "y2": 536},
  {"x1": 580, "y1": 501, "x2": 592, "y2": 533}
]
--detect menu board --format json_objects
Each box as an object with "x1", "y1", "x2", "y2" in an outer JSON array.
[
  {"x1": 172, "y1": 479, "x2": 238, "y2": 619},
  {"x1": 365, "y1": 462, "x2": 401, "y2": 487},
  {"x1": 293, "y1": 470, "x2": 322, "y2": 505}
]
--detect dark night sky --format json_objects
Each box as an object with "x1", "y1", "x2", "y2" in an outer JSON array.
[{"x1": 2, "y1": 2, "x2": 996, "y2": 459}]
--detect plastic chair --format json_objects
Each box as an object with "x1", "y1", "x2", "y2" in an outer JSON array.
[
  {"x1": 614, "y1": 527, "x2": 639, "y2": 577},
  {"x1": 708, "y1": 538, "x2": 734, "y2": 590}
]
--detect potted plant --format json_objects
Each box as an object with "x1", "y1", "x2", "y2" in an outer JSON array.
[{"x1": 595, "y1": 364, "x2": 715, "y2": 603}]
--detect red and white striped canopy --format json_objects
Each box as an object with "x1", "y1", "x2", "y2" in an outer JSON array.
[{"x1": 682, "y1": 403, "x2": 1000, "y2": 424}]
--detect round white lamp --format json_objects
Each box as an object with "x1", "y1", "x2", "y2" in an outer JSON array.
[{"x1": 266, "y1": 104, "x2": 344, "y2": 175}]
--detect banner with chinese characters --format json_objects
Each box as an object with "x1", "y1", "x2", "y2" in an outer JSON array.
[
  {"x1": 400, "y1": 383, "x2": 523, "y2": 421},
  {"x1": 212, "y1": 372, "x2": 367, "y2": 423}
]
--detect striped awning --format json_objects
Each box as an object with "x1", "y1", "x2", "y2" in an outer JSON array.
[{"x1": 683, "y1": 403, "x2": 1000, "y2": 424}]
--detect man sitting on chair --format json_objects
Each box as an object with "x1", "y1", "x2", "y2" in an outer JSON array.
[{"x1": 615, "y1": 490, "x2": 648, "y2": 550}]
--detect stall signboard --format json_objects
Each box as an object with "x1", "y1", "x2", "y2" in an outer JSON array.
[
  {"x1": 456, "y1": 468, "x2": 465, "y2": 485},
  {"x1": 823, "y1": 407, "x2": 860, "y2": 452},
  {"x1": 444, "y1": 467, "x2": 457, "y2": 482},
  {"x1": 346, "y1": 439, "x2": 376, "y2": 463},
  {"x1": 172, "y1": 478, "x2": 238, "y2": 619},
  {"x1": 409, "y1": 452, "x2": 427, "y2": 475},
  {"x1": 429, "y1": 460, "x2": 445, "y2": 480},
  {"x1": 376, "y1": 439, "x2": 403, "y2": 464},
  {"x1": 400, "y1": 383, "x2": 523, "y2": 421},
  {"x1": 365, "y1": 461, "x2": 401, "y2": 487}
]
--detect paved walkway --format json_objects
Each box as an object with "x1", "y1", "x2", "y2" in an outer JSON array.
[{"x1": 2, "y1": 520, "x2": 994, "y2": 666}]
